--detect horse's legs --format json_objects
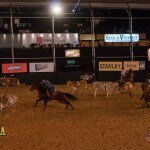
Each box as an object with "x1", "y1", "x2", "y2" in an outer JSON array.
[
  {"x1": 44, "y1": 99, "x2": 48, "y2": 111},
  {"x1": 141, "y1": 93, "x2": 144, "y2": 100},
  {"x1": 67, "y1": 101, "x2": 74, "y2": 109},
  {"x1": 63, "y1": 97, "x2": 74, "y2": 109},
  {"x1": 66, "y1": 103, "x2": 68, "y2": 109},
  {"x1": 35, "y1": 99, "x2": 43, "y2": 107},
  {"x1": 129, "y1": 90, "x2": 132, "y2": 97}
]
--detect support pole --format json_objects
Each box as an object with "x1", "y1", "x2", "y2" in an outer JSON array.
[
  {"x1": 127, "y1": 4, "x2": 133, "y2": 61},
  {"x1": 52, "y1": 15, "x2": 56, "y2": 72},
  {"x1": 89, "y1": 2, "x2": 95, "y2": 81},
  {"x1": 10, "y1": 3, "x2": 14, "y2": 63}
]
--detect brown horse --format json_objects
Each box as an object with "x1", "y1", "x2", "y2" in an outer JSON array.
[
  {"x1": 125, "y1": 69, "x2": 134, "y2": 84},
  {"x1": 30, "y1": 83, "x2": 77, "y2": 110},
  {"x1": 141, "y1": 83, "x2": 150, "y2": 106},
  {"x1": 118, "y1": 69, "x2": 134, "y2": 92}
]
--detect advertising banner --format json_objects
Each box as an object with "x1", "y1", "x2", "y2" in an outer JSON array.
[
  {"x1": 104, "y1": 34, "x2": 139, "y2": 42},
  {"x1": 148, "y1": 48, "x2": 150, "y2": 61},
  {"x1": 99, "y1": 62, "x2": 122, "y2": 71},
  {"x1": 123, "y1": 61, "x2": 139, "y2": 71},
  {"x1": 65, "y1": 49, "x2": 80, "y2": 57},
  {"x1": 29, "y1": 62, "x2": 54, "y2": 72},
  {"x1": 22, "y1": 33, "x2": 79, "y2": 47},
  {"x1": 2, "y1": 63, "x2": 27, "y2": 73}
]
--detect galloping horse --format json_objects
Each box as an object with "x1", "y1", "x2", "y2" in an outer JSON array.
[
  {"x1": 30, "y1": 83, "x2": 77, "y2": 110},
  {"x1": 125, "y1": 69, "x2": 134, "y2": 84},
  {"x1": 118, "y1": 69, "x2": 134, "y2": 92}
]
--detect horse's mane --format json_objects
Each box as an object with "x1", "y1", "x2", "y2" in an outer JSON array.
[{"x1": 38, "y1": 83, "x2": 47, "y2": 92}]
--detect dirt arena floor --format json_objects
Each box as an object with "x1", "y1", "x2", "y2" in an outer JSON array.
[{"x1": 0, "y1": 83, "x2": 150, "y2": 150}]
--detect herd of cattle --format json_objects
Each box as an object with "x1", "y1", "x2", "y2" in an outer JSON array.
[
  {"x1": 0, "y1": 74, "x2": 150, "y2": 115},
  {"x1": 0, "y1": 77, "x2": 20, "y2": 88}
]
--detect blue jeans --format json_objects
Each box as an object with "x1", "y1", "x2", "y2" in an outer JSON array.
[{"x1": 48, "y1": 86, "x2": 54, "y2": 94}]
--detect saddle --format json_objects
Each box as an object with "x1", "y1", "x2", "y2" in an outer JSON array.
[{"x1": 46, "y1": 90, "x2": 58, "y2": 99}]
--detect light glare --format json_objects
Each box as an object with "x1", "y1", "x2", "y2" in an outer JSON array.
[{"x1": 51, "y1": 4, "x2": 62, "y2": 15}]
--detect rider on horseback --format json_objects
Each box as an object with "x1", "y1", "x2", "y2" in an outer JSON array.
[
  {"x1": 40, "y1": 77, "x2": 54, "y2": 97},
  {"x1": 121, "y1": 67, "x2": 127, "y2": 81}
]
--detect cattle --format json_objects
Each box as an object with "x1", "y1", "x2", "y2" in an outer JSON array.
[
  {"x1": 0, "y1": 77, "x2": 20, "y2": 88},
  {"x1": 92, "y1": 81, "x2": 119, "y2": 98},
  {"x1": 66, "y1": 80, "x2": 88, "y2": 95},
  {"x1": 0, "y1": 95, "x2": 18, "y2": 115}
]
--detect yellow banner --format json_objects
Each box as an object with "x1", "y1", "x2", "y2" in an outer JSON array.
[
  {"x1": 99, "y1": 62, "x2": 122, "y2": 71},
  {"x1": 123, "y1": 61, "x2": 139, "y2": 70},
  {"x1": 80, "y1": 34, "x2": 95, "y2": 40}
]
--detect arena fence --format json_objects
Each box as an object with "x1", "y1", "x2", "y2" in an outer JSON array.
[{"x1": 0, "y1": 47, "x2": 149, "y2": 84}]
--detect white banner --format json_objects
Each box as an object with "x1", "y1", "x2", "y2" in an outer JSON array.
[
  {"x1": 123, "y1": 61, "x2": 139, "y2": 71},
  {"x1": 104, "y1": 34, "x2": 139, "y2": 42},
  {"x1": 22, "y1": 33, "x2": 79, "y2": 47},
  {"x1": 29, "y1": 62, "x2": 54, "y2": 72}
]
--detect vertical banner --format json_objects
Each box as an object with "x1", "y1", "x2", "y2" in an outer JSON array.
[
  {"x1": 99, "y1": 62, "x2": 122, "y2": 71},
  {"x1": 148, "y1": 48, "x2": 150, "y2": 61},
  {"x1": 2, "y1": 63, "x2": 27, "y2": 73},
  {"x1": 123, "y1": 61, "x2": 139, "y2": 71},
  {"x1": 29, "y1": 62, "x2": 54, "y2": 72}
]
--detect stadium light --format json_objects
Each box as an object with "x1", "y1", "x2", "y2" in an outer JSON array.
[{"x1": 51, "y1": 3, "x2": 63, "y2": 15}]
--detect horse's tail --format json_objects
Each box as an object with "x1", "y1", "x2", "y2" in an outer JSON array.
[{"x1": 65, "y1": 93, "x2": 77, "y2": 100}]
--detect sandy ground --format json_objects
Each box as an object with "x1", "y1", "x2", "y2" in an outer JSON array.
[{"x1": 0, "y1": 83, "x2": 150, "y2": 150}]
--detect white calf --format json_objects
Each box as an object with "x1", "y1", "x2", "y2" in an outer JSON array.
[
  {"x1": 105, "y1": 82, "x2": 119, "y2": 98},
  {"x1": 0, "y1": 95, "x2": 18, "y2": 114},
  {"x1": 92, "y1": 81, "x2": 107, "y2": 98},
  {"x1": 93, "y1": 81, "x2": 119, "y2": 98}
]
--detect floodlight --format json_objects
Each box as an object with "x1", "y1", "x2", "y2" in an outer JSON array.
[{"x1": 51, "y1": 4, "x2": 62, "y2": 15}]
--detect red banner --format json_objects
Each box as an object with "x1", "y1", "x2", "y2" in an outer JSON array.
[
  {"x1": 2, "y1": 63, "x2": 27, "y2": 73},
  {"x1": 148, "y1": 48, "x2": 150, "y2": 61}
]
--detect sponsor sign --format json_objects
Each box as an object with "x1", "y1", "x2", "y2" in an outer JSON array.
[
  {"x1": 99, "y1": 62, "x2": 122, "y2": 71},
  {"x1": 22, "y1": 33, "x2": 79, "y2": 47},
  {"x1": 80, "y1": 34, "x2": 95, "y2": 40},
  {"x1": 29, "y1": 62, "x2": 54, "y2": 72},
  {"x1": 67, "y1": 60, "x2": 76, "y2": 65},
  {"x1": 65, "y1": 49, "x2": 80, "y2": 57},
  {"x1": 148, "y1": 48, "x2": 150, "y2": 61},
  {"x1": 139, "y1": 61, "x2": 145, "y2": 70},
  {"x1": 123, "y1": 61, "x2": 139, "y2": 71},
  {"x1": 104, "y1": 34, "x2": 139, "y2": 42},
  {"x1": 37, "y1": 37, "x2": 43, "y2": 44},
  {"x1": 2, "y1": 63, "x2": 27, "y2": 73}
]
